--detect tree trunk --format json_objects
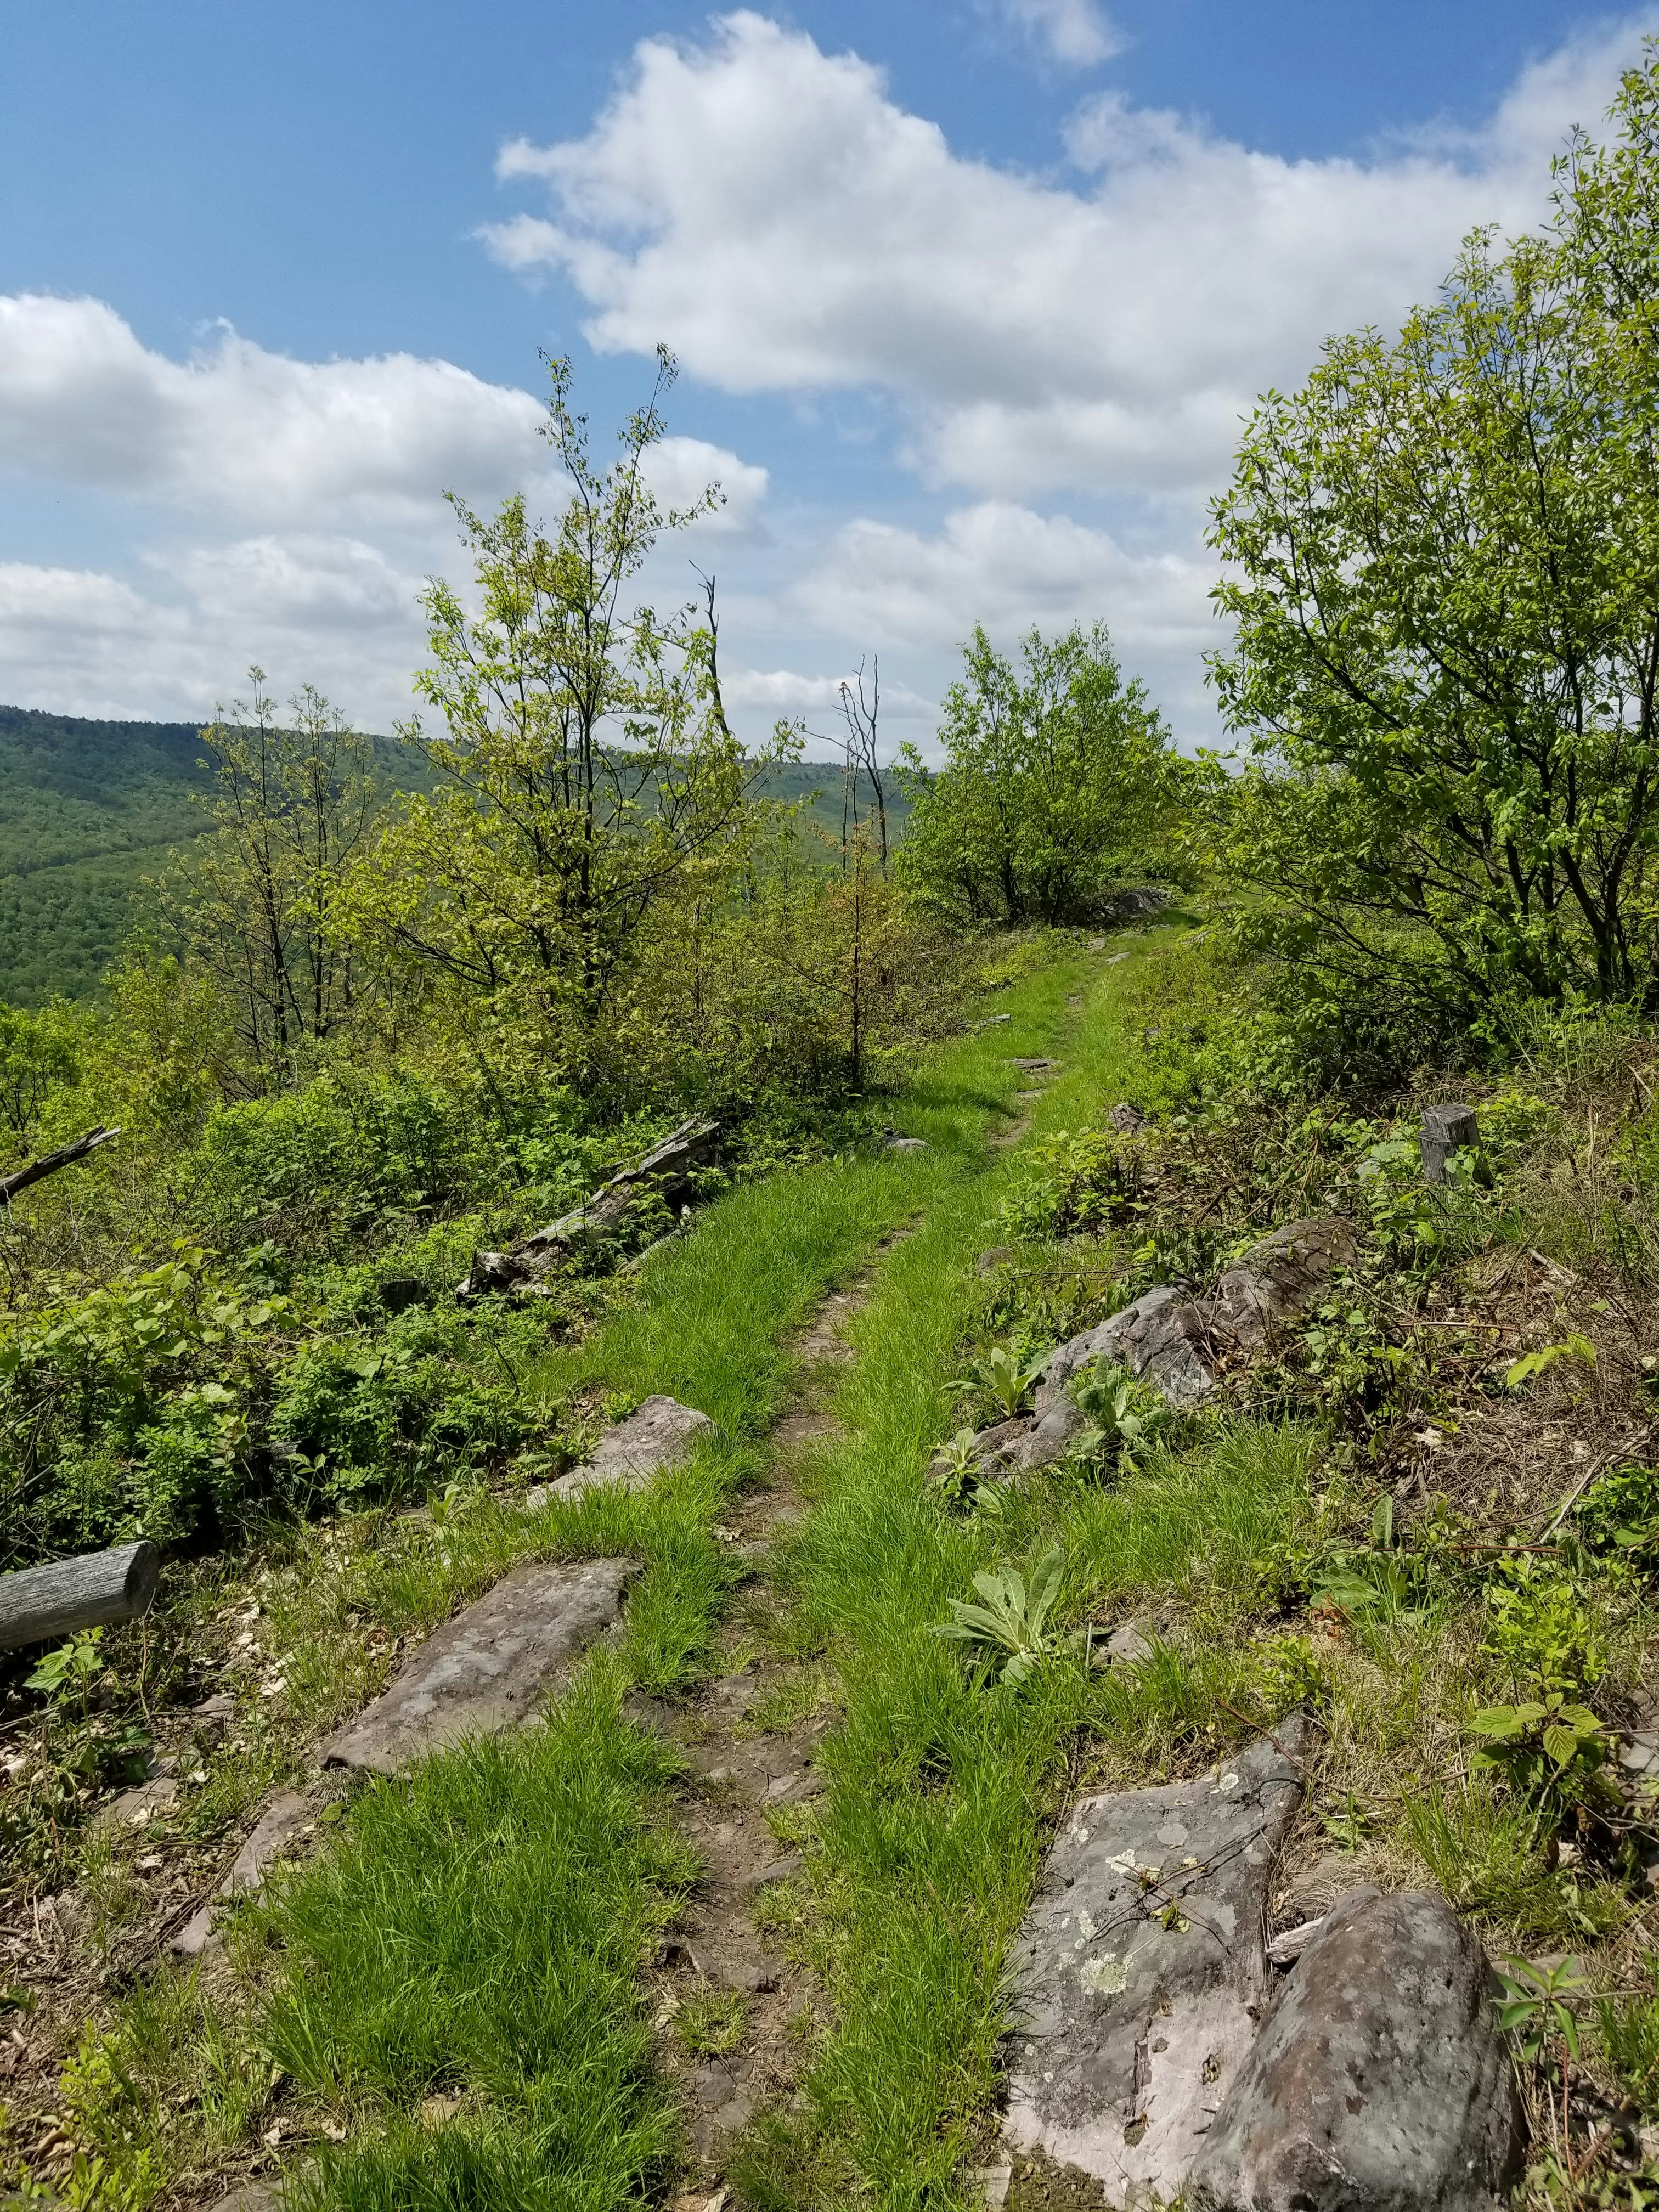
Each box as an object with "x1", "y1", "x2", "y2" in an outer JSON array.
[{"x1": 0, "y1": 1540, "x2": 160, "y2": 1650}]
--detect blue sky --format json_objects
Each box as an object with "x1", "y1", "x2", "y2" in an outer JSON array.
[{"x1": 0, "y1": 2, "x2": 1652, "y2": 749}]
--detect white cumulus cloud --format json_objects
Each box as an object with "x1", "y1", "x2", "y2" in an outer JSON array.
[
  {"x1": 795, "y1": 501, "x2": 1221, "y2": 738},
  {"x1": 0, "y1": 295, "x2": 549, "y2": 523},
  {"x1": 487, "y1": 9, "x2": 1659, "y2": 498}
]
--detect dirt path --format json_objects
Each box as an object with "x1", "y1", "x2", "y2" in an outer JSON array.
[
  {"x1": 644, "y1": 1060, "x2": 1070, "y2": 2198},
  {"x1": 633, "y1": 1231, "x2": 917, "y2": 2198}
]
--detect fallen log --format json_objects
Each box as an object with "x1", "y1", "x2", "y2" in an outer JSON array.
[
  {"x1": 464, "y1": 1116, "x2": 720, "y2": 1297},
  {"x1": 0, "y1": 1539, "x2": 160, "y2": 1650},
  {"x1": 0, "y1": 1125, "x2": 120, "y2": 1207}
]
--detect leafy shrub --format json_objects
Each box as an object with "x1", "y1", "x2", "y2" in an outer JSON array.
[{"x1": 1002, "y1": 1127, "x2": 1140, "y2": 1240}]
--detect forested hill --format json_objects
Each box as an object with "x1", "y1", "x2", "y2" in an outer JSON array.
[{"x1": 0, "y1": 703, "x2": 900, "y2": 1006}]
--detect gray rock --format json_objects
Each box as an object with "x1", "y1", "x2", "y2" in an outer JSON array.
[
  {"x1": 741, "y1": 1850, "x2": 805, "y2": 1889},
  {"x1": 950, "y1": 1413, "x2": 1035, "y2": 1477},
  {"x1": 1103, "y1": 1617, "x2": 1155, "y2": 1667},
  {"x1": 886, "y1": 1135, "x2": 930, "y2": 1153},
  {"x1": 320, "y1": 1558, "x2": 633, "y2": 1775},
  {"x1": 1420, "y1": 1103, "x2": 1479, "y2": 1185},
  {"x1": 1005, "y1": 1394, "x2": 1091, "y2": 1473},
  {"x1": 1105, "y1": 886, "x2": 1171, "y2": 919},
  {"x1": 1011, "y1": 1056, "x2": 1058, "y2": 1072},
  {"x1": 92, "y1": 1771, "x2": 179, "y2": 1834},
  {"x1": 529, "y1": 1393, "x2": 715, "y2": 1507},
  {"x1": 1109, "y1": 1102, "x2": 1148, "y2": 1134},
  {"x1": 977, "y1": 1246, "x2": 1015, "y2": 1277},
  {"x1": 1211, "y1": 1217, "x2": 1357, "y2": 1350},
  {"x1": 1002, "y1": 1723, "x2": 1307, "y2": 2203},
  {"x1": 1188, "y1": 1888, "x2": 1523, "y2": 2212},
  {"x1": 1621, "y1": 1730, "x2": 1659, "y2": 1785},
  {"x1": 174, "y1": 1790, "x2": 317, "y2": 1956},
  {"x1": 1083, "y1": 1285, "x2": 1218, "y2": 1408}
]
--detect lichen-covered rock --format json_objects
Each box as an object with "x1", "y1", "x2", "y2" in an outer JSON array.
[
  {"x1": 1002, "y1": 1723, "x2": 1307, "y2": 2204},
  {"x1": 1035, "y1": 1286, "x2": 1214, "y2": 1413},
  {"x1": 1188, "y1": 1888, "x2": 1523, "y2": 2212},
  {"x1": 1084, "y1": 1285, "x2": 1218, "y2": 1408},
  {"x1": 1211, "y1": 1216, "x2": 1357, "y2": 1350},
  {"x1": 1006, "y1": 1394, "x2": 1092, "y2": 1472},
  {"x1": 1031, "y1": 1216, "x2": 1356, "y2": 1417}
]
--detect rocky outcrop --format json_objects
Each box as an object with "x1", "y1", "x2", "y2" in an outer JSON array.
[
  {"x1": 1005, "y1": 1748, "x2": 1522, "y2": 2212},
  {"x1": 1188, "y1": 1888, "x2": 1524, "y2": 2212},
  {"x1": 527, "y1": 1393, "x2": 715, "y2": 1508},
  {"x1": 1002, "y1": 1724, "x2": 1308, "y2": 2203},
  {"x1": 1210, "y1": 1217, "x2": 1358, "y2": 1350},
  {"x1": 1041, "y1": 1215, "x2": 1357, "y2": 1418}
]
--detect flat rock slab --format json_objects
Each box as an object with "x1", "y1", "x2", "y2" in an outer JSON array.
[
  {"x1": 174, "y1": 1789, "x2": 315, "y2": 1956},
  {"x1": 1044, "y1": 1284, "x2": 1218, "y2": 1410},
  {"x1": 1003, "y1": 1724, "x2": 1307, "y2": 2204},
  {"x1": 1188, "y1": 1888, "x2": 1523, "y2": 2212},
  {"x1": 529, "y1": 1393, "x2": 715, "y2": 1507},
  {"x1": 320, "y1": 1556, "x2": 633, "y2": 1775}
]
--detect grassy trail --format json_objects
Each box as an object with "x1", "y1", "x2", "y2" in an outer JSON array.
[{"x1": 218, "y1": 940, "x2": 1111, "y2": 2212}]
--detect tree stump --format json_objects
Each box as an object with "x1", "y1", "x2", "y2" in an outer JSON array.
[{"x1": 1420, "y1": 1102, "x2": 1479, "y2": 1182}]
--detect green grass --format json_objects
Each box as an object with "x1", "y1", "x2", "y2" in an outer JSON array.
[{"x1": 263, "y1": 1660, "x2": 695, "y2": 2212}]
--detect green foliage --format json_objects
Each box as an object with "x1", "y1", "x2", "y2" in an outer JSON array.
[
  {"x1": 928, "y1": 1426, "x2": 983, "y2": 1505},
  {"x1": 1468, "y1": 1692, "x2": 1617, "y2": 1832},
  {"x1": 151, "y1": 675, "x2": 376, "y2": 1090},
  {"x1": 1497, "y1": 1953, "x2": 1587, "y2": 2064},
  {"x1": 1070, "y1": 1362, "x2": 1170, "y2": 1474},
  {"x1": 1000, "y1": 1125, "x2": 1141, "y2": 1239},
  {"x1": 24, "y1": 1628, "x2": 105, "y2": 1704},
  {"x1": 950, "y1": 1341, "x2": 1047, "y2": 1421},
  {"x1": 1505, "y1": 1331, "x2": 1598, "y2": 1391},
  {"x1": 343, "y1": 349, "x2": 784, "y2": 1103},
  {"x1": 932, "y1": 1544, "x2": 1069, "y2": 1685},
  {"x1": 1596, "y1": 1990, "x2": 1659, "y2": 2111},
  {"x1": 1210, "y1": 53, "x2": 1659, "y2": 1019},
  {"x1": 1483, "y1": 1554, "x2": 1608, "y2": 1696},
  {"x1": 896, "y1": 623, "x2": 1193, "y2": 929},
  {"x1": 0, "y1": 998, "x2": 85, "y2": 1148}
]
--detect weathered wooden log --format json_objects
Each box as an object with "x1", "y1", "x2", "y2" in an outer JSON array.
[
  {"x1": 0, "y1": 1125, "x2": 120, "y2": 1207},
  {"x1": 516, "y1": 1116, "x2": 720, "y2": 1257},
  {"x1": 0, "y1": 1539, "x2": 160, "y2": 1650},
  {"x1": 464, "y1": 1118, "x2": 720, "y2": 1296}
]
